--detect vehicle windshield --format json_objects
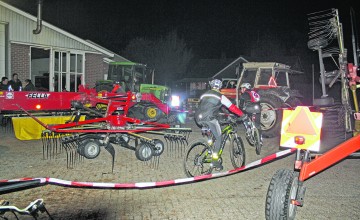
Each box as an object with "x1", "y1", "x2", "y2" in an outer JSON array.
[
  {"x1": 257, "y1": 68, "x2": 273, "y2": 85},
  {"x1": 274, "y1": 70, "x2": 288, "y2": 86},
  {"x1": 239, "y1": 69, "x2": 257, "y2": 87},
  {"x1": 108, "y1": 64, "x2": 150, "y2": 91}
]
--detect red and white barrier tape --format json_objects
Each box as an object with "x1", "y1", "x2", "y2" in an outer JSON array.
[{"x1": 0, "y1": 148, "x2": 296, "y2": 189}]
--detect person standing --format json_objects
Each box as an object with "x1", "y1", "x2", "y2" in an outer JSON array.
[
  {"x1": 9, "y1": 73, "x2": 22, "y2": 91},
  {"x1": 23, "y1": 79, "x2": 36, "y2": 91}
]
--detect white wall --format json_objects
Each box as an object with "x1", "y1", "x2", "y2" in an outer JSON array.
[{"x1": 0, "y1": 23, "x2": 5, "y2": 78}]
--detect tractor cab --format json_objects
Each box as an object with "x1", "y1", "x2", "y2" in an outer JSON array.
[{"x1": 96, "y1": 62, "x2": 171, "y2": 104}]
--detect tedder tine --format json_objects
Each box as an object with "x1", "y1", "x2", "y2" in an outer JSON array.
[{"x1": 104, "y1": 142, "x2": 115, "y2": 173}]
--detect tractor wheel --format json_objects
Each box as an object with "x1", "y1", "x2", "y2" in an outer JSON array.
[
  {"x1": 79, "y1": 140, "x2": 101, "y2": 159},
  {"x1": 144, "y1": 106, "x2": 160, "y2": 121},
  {"x1": 286, "y1": 97, "x2": 302, "y2": 108},
  {"x1": 265, "y1": 169, "x2": 299, "y2": 220},
  {"x1": 95, "y1": 84, "x2": 113, "y2": 93},
  {"x1": 135, "y1": 142, "x2": 154, "y2": 161},
  {"x1": 260, "y1": 94, "x2": 283, "y2": 138}
]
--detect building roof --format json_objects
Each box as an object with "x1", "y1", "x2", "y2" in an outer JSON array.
[{"x1": 0, "y1": 0, "x2": 117, "y2": 58}]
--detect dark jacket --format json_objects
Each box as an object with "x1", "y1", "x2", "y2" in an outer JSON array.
[
  {"x1": 9, "y1": 79, "x2": 22, "y2": 91},
  {"x1": 0, "y1": 83, "x2": 9, "y2": 91},
  {"x1": 23, "y1": 82, "x2": 36, "y2": 91}
]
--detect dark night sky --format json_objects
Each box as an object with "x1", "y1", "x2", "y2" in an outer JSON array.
[{"x1": 3, "y1": 0, "x2": 360, "y2": 60}]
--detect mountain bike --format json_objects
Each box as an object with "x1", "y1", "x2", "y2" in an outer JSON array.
[
  {"x1": 183, "y1": 115, "x2": 246, "y2": 177},
  {"x1": 242, "y1": 103, "x2": 263, "y2": 155}
]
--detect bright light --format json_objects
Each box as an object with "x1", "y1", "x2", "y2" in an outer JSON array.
[
  {"x1": 35, "y1": 104, "x2": 41, "y2": 110},
  {"x1": 171, "y1": 95, "x2": 180, "y2": 107}
]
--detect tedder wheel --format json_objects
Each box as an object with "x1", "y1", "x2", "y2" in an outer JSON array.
[
  {"x1": 152, "y1": 139, "x2": 165, "y2": 156},
  {"x1": 79, "y1": 140, "x2": 101, "y2": 159},
  {"x1": 265, "y1": 169, "x2": 299, "y2": 220},
  {"x1": 230, "y1": 137, "x2": 246, "y2": 169},
  {"x1": 135, "y1": 142, "x2": 154, "y2": 161}
]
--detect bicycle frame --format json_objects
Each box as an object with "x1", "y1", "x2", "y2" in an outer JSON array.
[{"x1": 202, "y1": 122, "x2": 238, "y2": 160}]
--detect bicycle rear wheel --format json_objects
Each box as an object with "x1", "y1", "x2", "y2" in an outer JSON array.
[
  {"x1": 230, "y1": 136, "x2": 246, "y2": 169},
  {"x1": 183, "y1": 140, "x2": 213, "y2": 177}
]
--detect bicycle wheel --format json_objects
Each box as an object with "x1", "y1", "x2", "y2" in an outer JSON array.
[
  {"x1": 253, "y1": 127, "x2": 262, "y2": 155},
  {"x1": 230, "y1": 136, "x2": 246, "y2": 168},
  {"x1": 183, "y1": 140, "x2": 213, "y2": 177}
]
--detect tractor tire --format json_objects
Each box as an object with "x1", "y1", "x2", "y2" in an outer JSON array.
[
  {"x1": 286, "y1": 97, "x2": 302, "y2": 108},
  {"x1": 260, "y1": 94, "x2": 283, "y2": 138},
  {"x1": 95, "y1": 84, "x2": 113, "y2": 93},
  {"x1": 265, "y1": 169, "x2": 299, "y2": 220}
]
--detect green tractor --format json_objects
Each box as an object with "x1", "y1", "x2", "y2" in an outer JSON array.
[{"x1": 96, "y1": 62, "x2": 181, "y2": 123}]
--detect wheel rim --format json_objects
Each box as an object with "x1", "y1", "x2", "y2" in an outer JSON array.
[
  {"x1": 288, "y1": 178, "x2": 298, "y2": 218},
  {"x1": 260, "y1": 103, "x2": 277, "y2": 131},
  {"x1": 154, "y1": 141, "x2": 163, "y2": 155},
  {"x1": 146, "y1": 107, "x2": 157, "y2": 119},
  {"x1": 141, "y1": 146, "x2": 152, "y2": 159},
  {"x1": 86, "y1": 143, "x2": 99, "y2": 157}
]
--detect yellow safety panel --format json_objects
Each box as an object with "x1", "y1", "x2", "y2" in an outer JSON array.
[
  {"x1": 12, "y1": 116, "x2": 85, "y2": 140},
  {"x1": 280, "y1": 106, "x2": 323, "y2": 152}
]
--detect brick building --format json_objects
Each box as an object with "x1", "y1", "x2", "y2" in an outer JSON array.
[{"x1": 0, "y1": 1, "x2": 128, "y2": 92}]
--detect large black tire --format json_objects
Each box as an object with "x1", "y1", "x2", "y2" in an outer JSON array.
[
  {"x1": 260, "y1": 94, "x2": 283, "y2": 138},
  {"x1": 183, "y1": 140, "x2": 213, "y2": 177},
  {"x1": 135, "y1": 142, "x2": 154, "y2": 161},
  {"x1": 286, "y1": 97, "x2": 302, "y2": 108},
  {"x1": 265, "y1": 169, "x2": 299, "y2": 220},
  {"x1": 230, "y1": 137, "x2": 246, "y2": 169}
]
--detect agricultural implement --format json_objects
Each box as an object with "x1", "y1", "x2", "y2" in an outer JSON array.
[
  {"x1": 15, "y1": 86, "x2": 191, "y2": 171},
  {"x1": 266, "y1": 8, "x2": 360, "y2": 219}
]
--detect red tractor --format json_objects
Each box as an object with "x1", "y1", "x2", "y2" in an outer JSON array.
[{"x1": 220, "y1": 62, "x2": 303, "y2": 138}]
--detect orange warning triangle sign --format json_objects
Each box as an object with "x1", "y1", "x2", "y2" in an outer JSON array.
[
  {"x1": 268, "y1": 76, "x2": 277, "y2": 87},
  {"x1": 286, "y1": 107, "x2": 317, "y2": 135}
]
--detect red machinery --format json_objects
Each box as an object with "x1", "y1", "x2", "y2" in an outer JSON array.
[{"x1": 2, "y1": 86, "x2": 191, "y2": 171}]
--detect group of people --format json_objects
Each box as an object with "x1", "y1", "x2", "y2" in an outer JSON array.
[
  {"x1": 195, "y1": 79, "x2": 262, "y2": 170},
  {"x1": 0, "y1": 73, "x2": 36, "y2": 91}
]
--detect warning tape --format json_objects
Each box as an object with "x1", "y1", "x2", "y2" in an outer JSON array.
[{"x1": 0, "y1": 148, "x2": 296, "y2": 190}]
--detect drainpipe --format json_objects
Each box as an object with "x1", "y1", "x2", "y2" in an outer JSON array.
[{"x1": 33, "y1": 0, "x2": 43, "y2": 34}]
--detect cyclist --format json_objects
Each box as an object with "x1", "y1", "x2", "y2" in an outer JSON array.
[
  {"x1": 239, "y1": 83, "x2": 263, "y2": 144},
  {"x1": 195, "y1": 79, "x2": 246, "y2": 170}
]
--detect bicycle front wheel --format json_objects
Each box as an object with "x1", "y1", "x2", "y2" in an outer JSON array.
[
  {"x1": 183, "y1": 140, "x2": 213, "y2": 177},
  {"x1": 230, "y1": 136, "x2": 246, "y2": 169},
  {"x1": 253, "y1": 128, "x2": 262, "y2": 155}
]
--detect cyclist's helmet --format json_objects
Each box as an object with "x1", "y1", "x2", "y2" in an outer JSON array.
[
  {"x1": 210, "y1": 79, "x2": 222, "y2": 90},
  {"x1": 240, "y1": 83, "x2": 251, "y2": 90}
]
